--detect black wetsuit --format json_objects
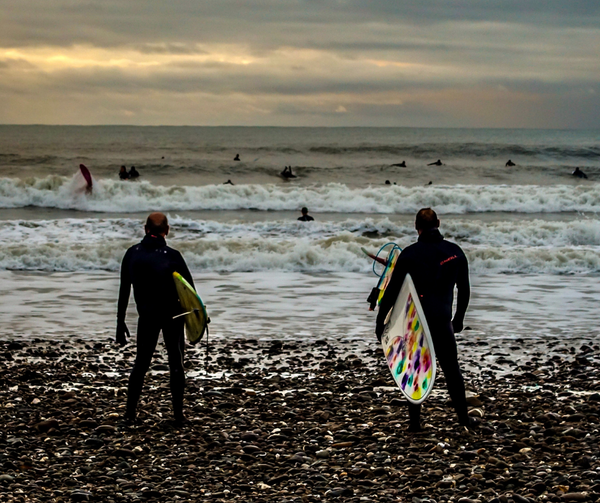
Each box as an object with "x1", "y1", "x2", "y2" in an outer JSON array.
[
  {"x1": 376, "y1": 228, "x2": 470, "y2": 428},
  {"x1": 117, "y1": 234, "x2": 195, "y2": 420},
  {"x1": 298, "y1": 215, "x2": 314, "y2": 221}
]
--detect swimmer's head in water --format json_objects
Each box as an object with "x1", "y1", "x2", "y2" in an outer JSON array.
[
  {"x1": 415, "y1": 208, "x2": 439, "y2": 232},
  {"x1": 301, "y1": 207, "x2": 309, "y2": 215},
  {"x1": 145, "y1": 212, "x2": 169, "y2": 237}
]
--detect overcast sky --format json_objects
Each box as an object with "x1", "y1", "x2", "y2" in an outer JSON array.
[{"x1": 1, "y1": 1, "x2": 599, "y2": 127}]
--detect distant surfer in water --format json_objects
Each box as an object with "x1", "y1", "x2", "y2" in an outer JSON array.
[
  {"x1": 129, "y1": 166, "x2": 140, "y2": 179},
  {"x1": 298, "y1": 207, "x2": 314, "y2": 221},
  {"x1": 376, "y1": 208, "x2": 475, "y2": 432},
  {"x1": 572, "y1": 167, "x2": 588, "y2": 179},
  {"x1": 427, "y1": 159, "x2": 443, "y2": 166},
  {"x1": 224, "y1": 179, "x2": 235, "y2": 185},
  {"x1": 116, "y1": 212, "x2": 196, "y2": 426},
  {"x1": 281, "y1": 166, "x2": 297, "y2": 179},
  {"x1": 391, "y1": 161, "x2": 406, "y2": 167},
  {"x1": 505, "y1": 159, "x2": 516, "y2": 167},
  {"x1": 119, "y1": 166, "x2": 129, "y2": 180},
  {"x1": 234, "y1": 154, "x2": 240, "y2": 161}
]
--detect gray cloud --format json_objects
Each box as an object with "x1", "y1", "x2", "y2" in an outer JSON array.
[
  {"x1": 134, "y1": 43, "x2": 209, "y2": 55},
  {"x1": 0, "y1": 58, "x2": 37, "y2": 70},
  {"x1": 1, "y1": 1, "x2": 599, "y2": 126},
  {"x1": 3, "y1": 1, "x2": 600, "y2": 48}
]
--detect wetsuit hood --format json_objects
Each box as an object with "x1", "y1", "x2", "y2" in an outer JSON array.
[
  {"x1": 417, "y1": 228, "x2": 443, "y2": 243},
  {"x1": 141, "y1": 234, "x2": 167, "y2": 249}
]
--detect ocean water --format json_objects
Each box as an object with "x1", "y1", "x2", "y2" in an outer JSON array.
[{"x1": 0, "y1": 126, "x2": 599, "y2": 343}]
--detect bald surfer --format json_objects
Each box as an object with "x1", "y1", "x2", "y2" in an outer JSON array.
[
  {"x1": 505, "y1": 159, "x2": 516, "y2": 167},
  {"x1": 572, "y1": 167, "x2": 588, "y2": 179},
  {"x1": 116, "y1": 212, "x2": 195, "y2": 426},
  {"x1": 376, "y1": 208, "x2": 475, "y2": 431},
  {"x1": 427, "y1": 160, "x2": 443, "y2": 166}
]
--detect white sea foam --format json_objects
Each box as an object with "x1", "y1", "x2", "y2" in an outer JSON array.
[
  {"x1": 2, "y1": 176, "x2": 600, "y2": 214},
  {"x1": 2, "y1": 216, "x2": 600, "y2": 274}
]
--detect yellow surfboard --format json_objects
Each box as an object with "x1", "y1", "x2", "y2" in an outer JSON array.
[{"x1": 173, "y1": 272, "x2": 208, "y2": 344}]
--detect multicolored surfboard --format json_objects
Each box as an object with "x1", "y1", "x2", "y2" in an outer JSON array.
[
  {"x1": 363, "y1": 243, "x2": 402, "y2": 311},
  {"x1": 376, "y1": 245, "x2": 401, "y2": 305},
  {"x1": 381, "y1": 273, "x2": 436, "y2": 404}
]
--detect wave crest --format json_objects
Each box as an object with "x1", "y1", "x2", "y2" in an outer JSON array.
[{"x1": 2, "y1": 176, "x2": 600, "y2": 214}]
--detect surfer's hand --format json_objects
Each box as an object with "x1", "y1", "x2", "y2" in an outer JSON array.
[
  {"x1": 116, "y1": 321, "x2": 130, "y2": 346},
  {"x1": 452, "y1": 318, "x2": 464, "y2": 333}
]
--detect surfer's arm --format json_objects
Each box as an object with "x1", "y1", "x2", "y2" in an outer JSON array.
[
  {"x1": 116, "y1": 251, "x2": 132, "y2": 323},
  {"x1": 452, "y1": 256, "x2": 470, "y2": 333},
  {"x1": 176, "y1": 252, "x2": 196, "y2": 291},
  {"x1": 375, "y1": 260, "x2": 407, "y2": 340}
]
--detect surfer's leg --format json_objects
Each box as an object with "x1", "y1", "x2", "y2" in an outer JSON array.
[
  {"x1": 431, "y1": 323, "x2": 469, "y2": 425},
  {"x1": 163, "y1": 318, "x2": 186, "y2": 422},
  {"x1": 408, "y1": 403, "x2": 421, "y2": 431},
  {"x1": 126, "y1": 317, "x2": 160, "y2": 419}
]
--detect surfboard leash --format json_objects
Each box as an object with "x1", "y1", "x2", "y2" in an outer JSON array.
[{"x1": 205, "y1": 325, "x2": 209, "y2": 369}]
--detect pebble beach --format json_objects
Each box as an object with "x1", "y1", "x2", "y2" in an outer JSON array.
[{"x1": 1, "y1": 335, "x2": 599, "y2": 503}]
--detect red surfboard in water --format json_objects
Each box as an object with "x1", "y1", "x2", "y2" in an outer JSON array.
[{"x1": 79, "y1": 164, "x2": 93, "y2": 191}]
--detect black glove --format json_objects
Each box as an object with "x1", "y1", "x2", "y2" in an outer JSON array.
[
  {"x1": 452, "y1": 318, "x2": 464, "y2": 334},
  {"x1": 115, "y1": 320, "x2": 130, "y2": 346}
]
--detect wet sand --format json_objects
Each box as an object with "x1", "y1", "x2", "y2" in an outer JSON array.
[{"x1": 1, "y1": 336, "x2": 599, "y2": 502}]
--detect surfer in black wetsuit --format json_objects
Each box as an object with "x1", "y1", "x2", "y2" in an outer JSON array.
[
  {"x1": 505, "y1": 159, "x2": 516, "y2": 167},
  {"x1": 281, "y1": 166, "x2": 297, "y2": 179},
  {"x1": 129, "y1": 166, "x2": 140, "y2": 179},
  {"x1": 119, "y1": 166, "x2": 129, "y2": 180},
  {"x1": 298, "y1": 207, "x2": 314, "y2": 221},
  {"x1": 427, "y1": 159, "x2": 443, "y2": 166},
  {"x1": 116, "y1": 212, "x2": 195, "y2": 426},
  {"x1": 234, "y1": 154, "x2": 240, "y2": 161},
  {"x1": 376, "y1": 208, "x2": 475, "y2": 431},
  {"x1": 573, "y1": 167, "x2": 588, "y2": 179},
  {"x1": 391, "y1": 161, "x2": 406, "y2": 167}
]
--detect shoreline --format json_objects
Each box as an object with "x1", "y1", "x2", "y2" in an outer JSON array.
[{"x1": 1, "y1": 337, "x2": 599, "y2": 502}]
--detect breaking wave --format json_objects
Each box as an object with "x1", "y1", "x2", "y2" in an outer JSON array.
[
  {"x1": 2, "y1": 216, "x2": 600, "y2": 274},
  {"x1": 2, "y1": 176, "x2": 600, "y2": 214}
]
